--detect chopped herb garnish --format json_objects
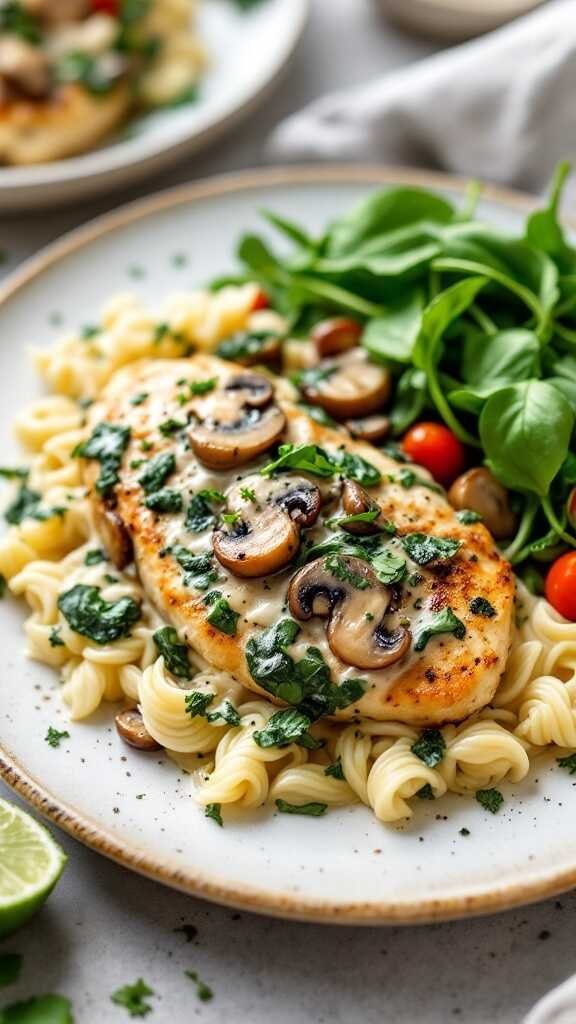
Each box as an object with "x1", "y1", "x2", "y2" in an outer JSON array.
[
  {"x1": 217, "y1": 330, "x2": 275, "y2": 362},
  {"x1": 460, "y1": 827, "x2": 471, "y2": 836},
  {"x1": 324, "y1": 757, "x2": 345, "y2": 781},
  {"x1": 198, "y1": 488, "x2": 226, "y2": 504},
  {"x1": 456, "y1": 509, "x2": 483, "y2": 525},
  {"x1": 416, "y1": 783, "x2": 435, "y2": 800},
  {"x1": 205, "y1": 699, "x2": 240, "y2": 727},
  {"x1": 0, "y1": 466, "x2": 28, "y2": 480},
  {"x1": 45, "y1": 726, "x2": 69, "y2": 748},
  {"x1": 171, "y1": 546, "x2": 219, "y2": 591},
  {"x1": 469, "y1": 596, "x2": 496, "y2": 618},
  {"x1": 4, "y1": 484, "x2": 59, "y2": 526},
  {"x1": 326, "y1": 509, "x2": 381, "y2": 529},
  {"x1": 141, "y1": 439, "x2": 153, "y2": 452},
  {"x1": 253, "y1": 708, "x2": 319, "y2": 750},
  {"x1": 413, "y1": 608, "x2": 466, "y2": 651},
  {"x1": 371, "y1": 548, "x2": 407, "y2": 585},
  {"x1": 189, "y1": 377, "x2": 217, "y2": 395},
  {"x1": 475, "y1": 788, "x2": 504, "y2": 814},
  {"x1": 0, "y1": 995, "x2": 73, "y2": 1021},
  {"x1": 0, "y1": 575, "x2": 5, "y2": 599},
  {"x1": 275, "y1": 799, "x2": 327, "y2": 817},
  {"x1": 557, "y1": 753, "x2": 576, "y2": 774},
  {"x1": 153, "y1": 626, "x2": 192, "y2": 679},
  {"x1": 81, "y1": 323, "x2": 99, "y2": 339},
  {"x1": 205, "y1": 803, "x2": 223, "y2": 827},
  {"x1": 130, "y1": 392, "x2": 148, "y2": 406},
  {"x1": 261, "y1": 443, "x2": 336, "y2": 478},
  {"x1": 401, "y1": 533, "x2": 461, "y2": 566},
  {"x1": 411, "y1": 729, "x2": 446, "y2": 768},
  {"x1": 74, "y1": 422, "x2": 131, "y2": 497},
  {"x1": 221, "y1": 511, "x2": 241, "y2": 526},
  {"x1": 158, "y1": 417, "x2": 187, "y2": 437},
  {"x1": 49, "y1": 627, "x2": 64, "y2": 648},
  {"x1": 331, "y1": 449, "x2": 382, "y2": 487},
  {"x1": 324, "y1": 553, "x2": 371, "y2": 590},
  {"x1": 395, "y1": 468, "x2": 443, "y2": 494},
  {"x1": 84, "y1": 548, "x2": 106, "y2": 566},
  {"x1": 204, "y1": 591, "x2": 239, "y2": 636},
  {"x1": 144, "y1": 488, "x2": 182, "y2": 513},
  {"x1": 58, "y1": 584, "x2": 140, "y2": 645},
  {"x1": 185, "y1": 493, "x2": 219, "y2": 533},
  {"x1": 239, "y1": 486, "x2": 256, "y2": 503},
  {"x1": 245, "y1": 619, "x2": 365, "y2": 719},
  {"x1": 138, "y1": 452, "x2": 176, "y2": 494},
  {"x1": 185, "y1": 969, "x2": 214, "y2": 1002},
  {"x1": 185, "y1": 691, "x2": 214, "y2": 718},
  {"x1": 111, "y1": 978, "x2": 154, "y2": 1017}
]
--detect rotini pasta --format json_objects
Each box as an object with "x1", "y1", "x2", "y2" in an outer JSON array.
[{"x1": 4, "y1": 283, "x2": 576, "y2": 832}]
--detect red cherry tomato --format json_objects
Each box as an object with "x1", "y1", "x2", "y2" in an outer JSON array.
[
  {"x1": 545, "y1": 552, "x2": 576, "y2": 621},
  {"x1": 251, "y1": 288, "x2": 269, "y2": 312},
  {"x1": 91, "y1": 0, "x2": 119, "y2": 13},
  {"x1": 401, "y1": 422, "x2": 465, "y2": 486}
]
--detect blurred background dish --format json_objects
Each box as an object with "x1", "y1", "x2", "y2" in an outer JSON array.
[
  {"x1": 0, "y1": 0, "x2": 309, "y2": 211},
  {"x1": 376, "y1": 0, "x2": 546, "y2": 42}
]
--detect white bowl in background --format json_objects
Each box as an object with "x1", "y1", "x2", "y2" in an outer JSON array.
[{"x1": 377, "y1": 0, "x2": 545, "y2": 42}]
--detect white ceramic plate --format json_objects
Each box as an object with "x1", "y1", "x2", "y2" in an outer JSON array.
[
  {"x1": 0, "y1": 0, "x2": 308, "y2": 211},
  {"x1": 1, "y1": 166, "x2": 575, "y2": 925}
]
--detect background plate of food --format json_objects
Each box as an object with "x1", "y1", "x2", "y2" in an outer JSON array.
[
  {"x1": 0, "y1": 0, "x2": 309, "y2": 210},
  {"x1": 0, "y1": 165, "x2": 575, "y2": 925}
]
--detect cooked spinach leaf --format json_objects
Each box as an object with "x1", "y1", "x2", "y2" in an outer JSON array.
[
  {"x1": 185, "y1": 493, "x2": 219, "y2": 533},
  {"x1": 204, "y1": 591, "x2": 239, "y2": 636},
  {"x1": 275, "y1": 799, "x2": 327, "y2": 817},
  {"x1": 253, "y1": 708, "x2": 320, "y2": 750},
  {"x1": 138, "y1": 452, "x2": 176, "y2": 493},
  {"x1": 74, "y1": 422, "x2": 131, "y2": 497},
  {"x1": 144, "y1": 488, "x2": 182, "y2": 513},
  {"x1": 58, "y1": 584, "x2": 140, "y2": 645},
  {"x1": 469, "y1": 596, "x2": 496, "y2": 618},
  {"x1": 413, "y1": 608, "x2": 466, "y2": 652},
  {"x1": 171, "y1": 546, "x2": 219, "y2": 590},
  {"x1": 401, "y1": 532, "x2": 461, "y2": 565},
  {"x1": 153, "y1": 626, "x2": 192, "y2": 679},
  {"x1": 411, "y1": 728, "x2": 446, "y2": 767},
  {"x1": 475, "y1": 788, "x2": 504, "y2": 814}
]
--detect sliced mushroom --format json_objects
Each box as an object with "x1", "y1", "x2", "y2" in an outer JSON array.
[
  {"x1": 300, "y1": 351, "x2": 391, "y2": 421},
  {"x1": 94, "y1": 502, "x2": 134, "y2": 570},
  {"x1": 0, "y1": 38, "x2": 51, "y2": 98},
  {"x1": 115, "y1": 707, "x2": 161, "y2": 751},
  {"x1": 288, "y1": 556, "x2": 411, "y2": 671},
  {"x1": 213, "y1": 476, "x2": 321, "y2": 578},
  {"x1": 189, "y1": 372, "x2": 286, "y2": 470},
  {"x1": 345, "y1": 414, "x2": 390, "y2": 443},
  {"x1": 311, "y1": 317, "x2": 362, "y2": 359},
  {"x1": 448, "y1": 468, "x2": 517, "y2": 540},
  {"x1": 340, "y1": 479, "x2": 382, "y2": 536},
  {"x1": 22, "y1": 0, "x2": 90, "y2": 21}
]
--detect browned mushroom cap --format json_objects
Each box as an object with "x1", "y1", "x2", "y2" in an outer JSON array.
[
  {"x1": 300, "y1": 352, "x2": 392, "y2": 421},
  {"x1": 115, "y1": 707, "x2": 161, "y2": 751},
  {"x1": 189, "y1": 372, "x2": 286, "y2": 470},
  {"x1": 93, "y1": 502, "x2": 134, "y2": 571},
  {"x1": 311, "y1": 317, "x2": 362, "y2": 358},
  {"x1": 448, "y1": 467, "x2": 517, "y2": 540},
  {"x1": 345, "y1": 414, "x2": 390, "y2": 443},
  {"x1": 340, "y1": 479, "x2": 382, "y2": 536},
  {"x1": 213, "y1": 476, "x2": 321, "y2": 578},
  {"x1": 288, "y1": 555, "x2": 411, "y2": 671},
  {"x1": 0, "y1": 38, "x2": 51, "y2": 98}
]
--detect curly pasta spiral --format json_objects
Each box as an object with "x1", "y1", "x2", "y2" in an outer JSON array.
[
  {"x1": 367, "y1": 737, "x2": 447, "y2": 822},
  {"x1": 441, "y1": 719, "x2": 530, "y2": 793},
  {"x1": 515, "y1": 677, "x2": 576, "y2": 748},
  {"x1": 62, "y1": 660, "x2": 122, "y2": 720},
  {"x1": 269, "y1": 764, "x2": 355, "y2": 807}
]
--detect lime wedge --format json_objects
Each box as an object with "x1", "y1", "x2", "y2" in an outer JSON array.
[{"x1": 0, "y1": 798, "x2": 66, "y2": 938}]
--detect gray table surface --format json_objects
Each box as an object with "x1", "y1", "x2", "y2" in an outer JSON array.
[{"x1": 1, "y1": 2, "x2": 575, "y2": 1021}]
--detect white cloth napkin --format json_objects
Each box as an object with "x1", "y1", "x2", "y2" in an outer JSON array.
[{"x1": 268, "y1": 0, "x2": 576, "y2": 196}]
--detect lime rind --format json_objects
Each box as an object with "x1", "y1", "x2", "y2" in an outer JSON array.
[{"x1": 0, "y1": 798, "x2": 66, "y2": 937}]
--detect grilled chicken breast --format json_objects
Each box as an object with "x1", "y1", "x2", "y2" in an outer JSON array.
[{"x1": 84, "y1": 354, "x2": 515, "y2": 726}]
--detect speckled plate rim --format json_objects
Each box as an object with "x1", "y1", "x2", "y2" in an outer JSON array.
[{"x1": 1, "y1": 164, "x2": 574, "y2": 926}]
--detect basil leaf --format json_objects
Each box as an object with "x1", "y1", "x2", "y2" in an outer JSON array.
[
  {"x1": 275, "y1": 799, "x2": 327, "y2": 817},
  {"x1": 411, "y1": 728, "x2": 445, "y2": 767},
  {"x1": 154, "y1": 626, "x2": 192, "y2": 679},
  {"x1": 260, "y1": 443, "x2": 336, "y2": 478},
  {"x1": 74, "y1": 422, "x2": 131, "y2": 497},
  {"x1": 138, "y1": 452, "x2": 176, "y2": 494},
  {"x1": 401, "y1": 532, "x2": 461, "y2": 565},
  {"x1": 58, "y1": 585, "x2": 140, "y2": 645},
  {"x1": 413, "y1": 608, "x2": 466, "y2": 652},
  {"x1": 480, "y1": 381, "x2": 574, "y2": 497}
]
